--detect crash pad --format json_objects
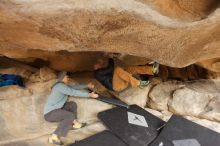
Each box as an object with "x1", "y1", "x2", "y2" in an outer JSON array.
[
  {"x1": 98, "y1": 105, "x2": 166, "y2": 146},
  {"x1": 150, "y1": 115, "x2": 220, "y2": 146}
]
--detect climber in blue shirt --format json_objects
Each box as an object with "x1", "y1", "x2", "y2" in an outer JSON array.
[{"x1": 44, "y1": 71, "x2": 98, "y2": 145}]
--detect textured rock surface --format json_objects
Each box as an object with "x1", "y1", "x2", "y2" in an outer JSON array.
[
  {"x1": 26, "y1": 79, "x2": 57, "y2": 94},
  {"x1": 185, "y1": 79, "x2": 220, "y2": 94},
  {"x1": 39, "y1": 67, "x2": 56, "y2": 81},
  {"x1": 201, "y1": 97, "x2": 220, "y2": 122},
  {"x1": 71, "y1": 97, "x2": 113, "y2": 123},
  {"x1": 158, "y1": 65, "x2": 213, "y2": 81},
  {"x1": 143, "y1": 0, "x2": 219, "y2": 21},
  {"x1": 0, "y1": 0, "x2": 220, "y2": 72},
  {"x1": 148, "y1": 79, "x2": 220, "y2": 122},
  {"x1": 0, "y1": 85, "x2": 32, "y2": 100},
  {"x1": 1, "y1": 66, "x2": 220, "y2": 145},
  {"x1": 0, "y1": 92, "x2": 54, "y2": 145},
  {"x1": 169, "y1": 87, "x2": 213, "y2": 116},
  {"x1": 118, "y1": 85, "x2": 151, "y2": 108},
  {"x1": 148, "y1": 80, "x2": 184, "y2": 111}
]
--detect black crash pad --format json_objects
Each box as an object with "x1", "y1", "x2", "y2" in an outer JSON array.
[
  {"x1": 88, "y1": 89, "x2": 129, "y2": 109},
  {"x1": 96, "y1": 94, "x2": 129, "y2": 109},
  {"x1": 150, "y1": 115, "x2": 220, "y2": 146},
  {"x1": 98, "y1": 105, "x2": 166, "y2": 146},
  {"x1": 68, "y1": 130, "x2": 128, "y2": 146}
]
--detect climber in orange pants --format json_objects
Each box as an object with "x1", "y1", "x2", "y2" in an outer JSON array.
[{"x1": 94, "y1": 55, "x2": 159, "y2": 92}]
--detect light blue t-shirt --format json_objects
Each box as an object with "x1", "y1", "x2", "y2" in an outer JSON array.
[{"x1": 44, "y1": 82, "x2": 89, "y2": 115}]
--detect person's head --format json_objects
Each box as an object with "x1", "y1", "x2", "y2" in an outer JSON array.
[
  {"x1": 93, "y1": 59, "x2": 105, "y2": 70},
  {"x1": 57, "y1": 71, "x2": 69, "y2": 83}
]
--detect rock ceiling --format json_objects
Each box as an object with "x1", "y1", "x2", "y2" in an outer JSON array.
[{"x1": 0, "y1": 0, "x2": 220, "y2": 72}]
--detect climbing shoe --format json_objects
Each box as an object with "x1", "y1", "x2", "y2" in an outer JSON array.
[
  {"x1": 48, "y1": 134, "x2": 63, "y2": 145},
  {"x1": 72, "y1": 121, "x2": 87, "y2": 130},
  {"x1": 152, "y1": 62, "x2": 159, "y2": 75},
  {"x1": 139, "y1": 80, "x2": 150, "y2": 89}
]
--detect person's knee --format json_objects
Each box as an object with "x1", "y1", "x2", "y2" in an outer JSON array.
[
  {"x1": 114, "y1": 67, "x2": 127, "y2": 78},
  {"x1": 44, "y1": 115, "x2": 51, "y2": 122},
  {"x1": 114, "y1": 67, "x2": 123, "y2": 73},
  {"x1": 69, "y1": 101, "x2": 77, "y2": 110},
  {"x1": 69, "y1": 115, "x2": 75, "y2": 121},
  {"x1": 66, "y1": 112, "x2": 75, "y2": 121}
]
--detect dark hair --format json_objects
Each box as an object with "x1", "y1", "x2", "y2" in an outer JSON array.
[{"x1": 57, "y1": 71, "x2": 67, "y2": 81}]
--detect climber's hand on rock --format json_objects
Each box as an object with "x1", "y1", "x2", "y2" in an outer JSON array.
[
  {"x1": 88, "y1": 82, "x2": 95, "y2": 89},
  {"x1": 89, "y1": 92, "x2": 99, "y2": 98}
]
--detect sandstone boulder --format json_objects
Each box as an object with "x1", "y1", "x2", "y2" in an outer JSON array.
[
  {"x1": 169, "y1": 87, "x2": 213, "y2": 117},
  {"x1": 119, "y1": 86, "x2": 151, "y2": 108},
  {"x1": 28, "y1": 71, "x2": 41, "y2": 83},
  {"x1": 160, "y1": 110, "x2": 173, "y2": 122},
  {"x1": 39, "y1": 66, "x2": 56, "y2": 81},
  {"x1": 201, "y1": 96, "x2": 220, "y2": 122},
  {"x1": 148, "y1": 80, "x2": 184, "y2": 111},
  {"x1": 185, "y1": 79, "x2": 220, "y2": 94},
  {"x1": 144, "y1": 107, "x2": 164, "y2": 119},
  {"x1": 26, "y1": 79, "x2": 57, "y2": 94},
  {"x1": 28, "y1": 67, "x2": 57, "y2": 83},
  {"x1": 0, "y1": 85, "x2": 32, "y2": 100},
  {"x1": 144, "y1": 108, "x2": 173, "y2": 122},
  {"x1": 0, "y1": 93, "x2": 54, "y2": 144}
]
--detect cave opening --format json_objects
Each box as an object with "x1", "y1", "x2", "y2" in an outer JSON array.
[{"x1": 0, "y1": 50, "x2": 216, "y2": 83}]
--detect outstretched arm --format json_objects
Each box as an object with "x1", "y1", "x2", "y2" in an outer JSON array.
[
  {"x1": 70, "y1": 82, "x2": 95, "y2": 90},
  {"x1": 58, "y1": 84, "x2": 90, "y2": 97},
  {"x1": 70, "y1": 84, "x2": 88, "y2": 90}
]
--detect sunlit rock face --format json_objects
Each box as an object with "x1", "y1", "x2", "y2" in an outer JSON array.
[{"x1": 0, "y1": 0, "x2": 220, "y2": 72}]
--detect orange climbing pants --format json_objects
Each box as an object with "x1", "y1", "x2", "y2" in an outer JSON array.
[
  {"x1": 125, "y1": 66, "x2": 154, "y2": 75},
  {"x1": 112, "y1": 66, "x2": 153, "y2": 92}
]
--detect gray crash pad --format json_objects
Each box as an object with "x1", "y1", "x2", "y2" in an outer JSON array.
[
  {"x1": 150, "y1": 115, "x2": 220, "y2": 146},
  {"x1": 98, "y1": 105, "x2": 166, "y2": 146}
]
